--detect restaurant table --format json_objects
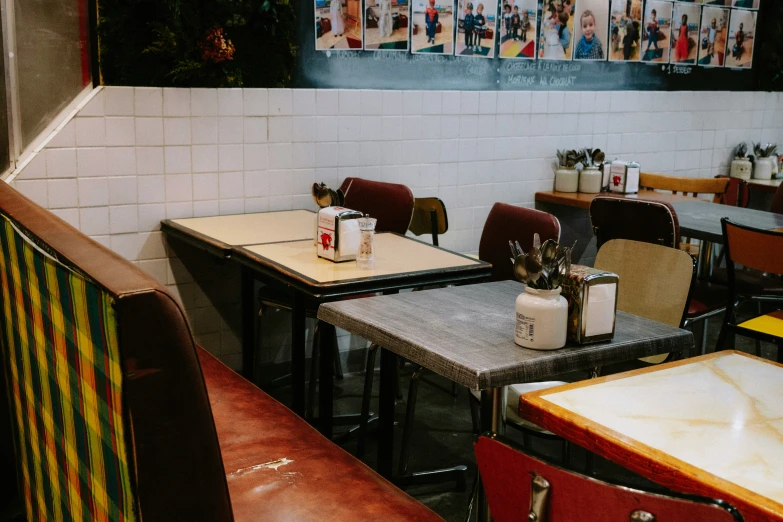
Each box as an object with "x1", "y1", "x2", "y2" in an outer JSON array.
[
  {"x1": 671, "y1": 200, "x2": 783, "y2": 244},
  {"x1": 317, "y1": 280, "x2": 694, "y2": 522},
  {"x1": 749, "y1": 178, "x2": 782, "y2": 193},
  {"x1": 520, "y1": 351, "x2": 783, "y2": 522},
  {"x1": 162, "y1": 211, "x2": 492, "y2": 417}
]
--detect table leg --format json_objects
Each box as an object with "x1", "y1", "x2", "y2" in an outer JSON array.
[
  {"x1": 241, "y1": 266, "x2": 256, "y2": 381},
  {"x1": 378, "y1": 348, "x2": 398, "y2": 480},
  {"x1": 318, "y1": 320, "x2": 336, "y2": 438},
  {"x1": 291, "y1": 292, "x2": 307, "y2": 417},
  {"x1": 477, "y1": 387, "x2": 504, "y2": 522}
]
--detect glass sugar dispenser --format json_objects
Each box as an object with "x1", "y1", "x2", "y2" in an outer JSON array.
[{"x1": 356, "y1": 215, "x2": 377, "y2": 270}]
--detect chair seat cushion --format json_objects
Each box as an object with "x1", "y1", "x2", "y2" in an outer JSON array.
[
  {"x1": 687, "y1": 281, "x2": 727, "y2": 318},
  {"x1": 738, "y1": 311, "x2": 783, "y2": 339},
  {"x1": 198, "y1": 348, "x2": 443, "y2": 522}
]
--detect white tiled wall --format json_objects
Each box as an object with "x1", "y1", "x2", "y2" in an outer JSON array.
[{"x1": 8, "y1": 86, "x2": 783, "y2": 368}]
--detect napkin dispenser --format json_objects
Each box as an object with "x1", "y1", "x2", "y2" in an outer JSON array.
[
  {"x1": 561, "y1": 265, "x2": 619, "y2": 344},
  {"x1": 316, "y1": 206, "x2": 363, "y2": 262},
  {"x1": 608, "y1": 161, "x2": 640, "y2": 194}
]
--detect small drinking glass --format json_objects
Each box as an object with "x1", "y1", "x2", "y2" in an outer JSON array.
[{"x1": 356, "y1": 215, "x2": 377, "y2": 270}]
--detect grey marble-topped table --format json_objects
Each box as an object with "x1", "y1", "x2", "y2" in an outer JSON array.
[
  {"x1": 318, "y1": 281, "x2": 694, "y2": 391},
  {"x1": 672, "y1": 201, "x2": 783, "y2": 244}
]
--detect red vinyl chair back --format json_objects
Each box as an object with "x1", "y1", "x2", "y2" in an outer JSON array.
[
  {"x1": 590, "y1": 196, "x2": 680, "y2": 250},
  {"x1": 339, "y1": 177, "x2": 415, "y2": 234},
  {"x1": 478, "y1": 203, "x2": 560, "y2": 282},
  {"x1": 718, "y1": 176, "x2": 750, "y2": 208},
  {"x1": 771, "y1": 183, "x2": 783, "y2": 215},
  {"x1": 474, "y1": 435, "x2": 743, "y2": 522}
]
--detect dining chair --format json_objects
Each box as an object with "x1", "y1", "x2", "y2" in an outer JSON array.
[
  {"x1": 717, "y1": 176, "x2": 750, "y2": 208},
  {"x1": 590, "y1": 196, "x2": 725, "y2": 355},
  {"x1": 255, "y1": 178, "x2": 416, "y2": 418},
  {"x1": 594, "y1": 239, "x2": 696, "y2": 365},
  {"x1": 771, "y1": 182, "x2": 783, "y2": 215},
  {"x1": 474, "y1": 435, "x2": 744, "y2": 522},
  {"x1": 396, "y1": 203, "x2": 563, "y2": 475},
  {"x1": 716, "y1": 219, "x2": 783, "y2": 361},
  {"x1": 408, "y1": 197, "x2": 448, "y2": 246}
]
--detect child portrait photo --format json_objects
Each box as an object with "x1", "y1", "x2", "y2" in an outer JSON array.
[
  {"x1": 456, "y1": 0, "x2": 497, "y2": 57},
  {"x1": 609, "y1": 0, "x2": 643, "y2": 62},
  {"x1": 499, "y1": 0, "x2": 537, "y2": 58},
  {"x1": 364, "y1": 0, "x2": 411, "y2": 50},
  {"x1": 725, "y1": 8, "x2": 756, "y2": 68},
  {"x1": 411, "y1": 0, "x2": 454, "y2": 54},
  {"x1": 733, "y1": 0, "x2": 759, "y2": 9},
  {"x1": 670, "y1": 3, "x2": 700, "y2": 64},
  {"x1": 697, "y1": 6, "x2": 729, "y2": 67},
  {"x1": 573, "y1": 0, "x2": 607, "y2": 60},
  {"x1": 315, "y1": 0, "x2": 363, "y2": 50},
  {"x1": 641, "y1": 1, "x2": 672, "y2": 63},
  {"x1": 539, "y1": 0, "x2": 576, "y2": 60}
]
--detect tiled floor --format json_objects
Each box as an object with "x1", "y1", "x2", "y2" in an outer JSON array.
[{"x1": 268, "y1": 306, "x2": 771, "y2": 521}]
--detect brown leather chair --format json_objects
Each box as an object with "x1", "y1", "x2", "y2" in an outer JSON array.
[
  {"x1": 339, "y1": 177, "x2": 415, "y2": 234},
  {"x1": 718, "y1": 176, "x2": 750, "y2": 208},
  {"x1": 772, "y1": 182, "x2": 783, "y2": 215},
  {"x1": 0, "y1": 183, "x2": 443, "y2": 522},
  {"x1": 478, "y1": 203, "x2": 561, "y2": 282},
  {"x1": 475, "y1": 435, "x2": 742, "y2": 522}
]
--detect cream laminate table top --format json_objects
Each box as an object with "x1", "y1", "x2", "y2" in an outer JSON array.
[
  {"x1": 169, "y1": 210, "x2": 315, "y2": 246},
  {"x1": 241, "y1": 233, "x2": 480, "y2": 284},
  {"x1": 539, "y1": 351, "x2": 783, "y2": 514}
]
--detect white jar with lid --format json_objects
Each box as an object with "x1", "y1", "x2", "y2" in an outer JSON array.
[
  {"x1": 514, "y1": 287, "x2": 568, "y2": 350},
  {"x1": 579, "y1": 167, "x2": 602, "y2": 194},
  {"x1": 555, "y1": 167, "x2": 578, "y2": 193}
]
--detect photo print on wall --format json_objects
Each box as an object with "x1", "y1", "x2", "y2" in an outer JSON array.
[
  {"x1": 365, "y1": 0, "x2": 411, "y2": 50},
  {"x1": 456, "y1": 0, "x2": 497, "y2": 57},
  {"x1": 725, "y1": 7, "x2": 756, "y2": 68},
  {"x1": 539, "y1": 0, "x2": 575, "y2": 60},
  {"x1": 641, "y1": 0, "x2": 673, "y2": 63},
  {"x1": 698, "y1": 5, "x2": 729, "y2": 67},
  {"x1": 609, "y1": 0, "x2": 643, "y2": 62},
  {"x1": 573, "y1": 0, "x2": 608, "y2": 60},
  {"x1": 315, "y1": 0, "x2": 363, "y2": 50},
  {"x1": 411, "y1": 0, "x2": 454, "y2": 54},
  {"x1": 498, "y1": 0, "x2": 537, "y2": 58},
  {"x1": 671, "y1": 3, "x2": 701, "y2": 64}
]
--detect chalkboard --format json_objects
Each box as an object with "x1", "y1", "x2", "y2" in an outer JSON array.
[{"x1": 295, "y1": 0, "x2": 765, "y2": 91}]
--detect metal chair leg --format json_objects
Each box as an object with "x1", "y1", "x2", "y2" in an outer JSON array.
[
  {"x1": 306, "y1": 322, "x2": 321, "y2": 421},
  {"x1": 451, "y1": 381, "x2": 459, "y2": 397},
  {"x1": 700, "y1": 318, "x2": 709, "y2": 355},
  {"x1": 468, "y1": 392, "x2": 481, "y2": 436},
  {"x1": 254, "y1": 304, "x2": 266, "y2": 385},
  {"x1": 398, "y1": 365, "x2": 425, "y2": 476},
  {"x1": 333, "y1": 329, "x2": 344, "y2": 380},
  {"x1": 357, "y1": 344, "x2": 380, "y2": 458}
]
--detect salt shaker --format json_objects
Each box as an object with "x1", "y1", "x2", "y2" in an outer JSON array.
[{"x1": 356, "y1": 215, "x2": 377, "y2": 270}]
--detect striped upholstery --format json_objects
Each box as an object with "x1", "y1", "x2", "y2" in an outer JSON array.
[{"x1": 0, "y1": 215, "x2": 137, "y2": 521}]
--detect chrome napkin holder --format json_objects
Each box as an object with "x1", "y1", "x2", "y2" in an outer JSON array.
[
  {"x1": 561, "y1": 265, "x2": 619, "y2": 345},
  {"x1": 316, "y1": 206, "x2": 363, "y2": 262}
]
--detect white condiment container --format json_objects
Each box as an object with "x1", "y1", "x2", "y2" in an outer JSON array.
[
  {"x1": 754, "y1": 157, "x2": 774, "y2": 180},
  {"x1": 730, "y1": 158, "x2": 752, "y2": 180},
  {"x1": 579, "y1": 167, "x2": 603, "y2": 194},
  {"x1": 514, "y1": 287, "x2": 568, "y2": 351},
  {"x1": 555, "y1": 167, "x2": 578, "y2": 193}
]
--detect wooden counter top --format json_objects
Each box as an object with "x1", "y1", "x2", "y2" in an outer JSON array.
[{"x1": 535, "y1": 190, "x2": 703, "y2": 210}]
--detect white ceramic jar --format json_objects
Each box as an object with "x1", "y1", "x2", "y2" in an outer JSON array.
[
  {"x1": 555, "y1": 167, "x2": 578, "y2": 193},
  {"x1": 514, "y1": 287, "x2": 568, "y2": 350},
  {"x1": 754, "y1": 157, "x2": 774, "y2": 180},
  {"x1": 579, "y1": 167, "x2": 602, "y2": 194},
  {"x1": 730, "y1": 158, "x2": 752, "y2": 180}
]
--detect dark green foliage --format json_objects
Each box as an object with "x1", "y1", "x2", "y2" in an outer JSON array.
[{"x1": 98, "y1": 0, "x2": 297, "y2": 87}]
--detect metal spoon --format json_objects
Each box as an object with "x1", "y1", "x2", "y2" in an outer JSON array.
[
  {"x1": 513, "y1": 254, "x2": 529, "y2": 283},
  {"x1": 541, "y1": 239, "x2": 558, "y2": 265},
  {"x1": 525, "y1": 253, "x2": 543, "y2": 285}
]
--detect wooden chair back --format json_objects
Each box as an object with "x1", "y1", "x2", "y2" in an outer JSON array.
[
  {"x1": 595, "y1": 240, "x2": 695, "y2": 328},
  {"x1": 640, "y1": 173, "x2": 730, "y2": 203},
  {"x1": 408, "y1": 197, "x2": 448, "y2": 246},
  {"x1": 474, "y1": 435, "x2": 743, "y2": 522},
  {"x1": 478, "y1": 203, "x2": 560, "y2": 282},
  {"x1": 723, "y1": 219, "x2": 783, "y2": 278}
]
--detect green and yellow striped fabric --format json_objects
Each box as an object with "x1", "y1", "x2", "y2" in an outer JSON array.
[{"x1": 0, "y1": 216, "x2": 137, "y2": 521}]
